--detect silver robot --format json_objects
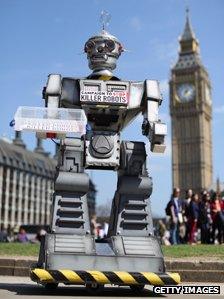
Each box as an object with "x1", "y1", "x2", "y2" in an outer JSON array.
[{"x1": 31, "y1": 26, "x2": 180, "y2": 290}]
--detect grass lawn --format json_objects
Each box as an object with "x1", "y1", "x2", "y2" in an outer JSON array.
[
  {"x1": 162, "y1": 244, "x2": 224, "y2": 258},
  {"x1": 0, "y1": 243, "x2": 224, "y2": 259},
  {"x1": 0, "y1": 243, "x2": 39, "y2": 257}
]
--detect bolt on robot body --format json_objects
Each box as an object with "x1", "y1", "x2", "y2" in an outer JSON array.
[{"x1": 30, "y1": 28, "x2": 180, "y2": 290}]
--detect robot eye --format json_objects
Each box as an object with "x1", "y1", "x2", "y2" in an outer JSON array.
[
  {"x1": 84, "y1": 41, "x2": 95, "y2": 53},
  {"x1": 105, "y1": 40, "x2": 115, "y2": 52},
  {"x1": 97, "y1": 45, "x2": 104, "y2": 53},
  {"x1": 118, "y1": 44, "x2": 124, "y2": 53}
]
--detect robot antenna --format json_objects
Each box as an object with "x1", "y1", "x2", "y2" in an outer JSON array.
[{"x1": 100, "y1": 10, "x2": 111, "y2": 31}]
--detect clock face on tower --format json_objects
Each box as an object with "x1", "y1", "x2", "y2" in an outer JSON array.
[{"x1": 177, "y1": 83, "x2": 195, "y2": 102}]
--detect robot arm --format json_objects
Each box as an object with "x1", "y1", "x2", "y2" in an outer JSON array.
[
  {"x1": 38, "y1": 74, "x2": 62, "y2": 139},
  {"x1": 142, "y1": 80, "x2": 167, "y2": 153},
  {"x1": 39, "y1": 74, "x2": 85, "y2": 139},
  {"x1": 43, "y1": 74, "x2": 62, "y2": 109}
]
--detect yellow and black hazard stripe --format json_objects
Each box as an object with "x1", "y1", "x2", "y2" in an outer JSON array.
[
  {"x1": 87, "y1": 74, "x2": 120, "y2": 81},
  {"x1": 30, "y1": 269, "x2": 180, "y2": 286}
]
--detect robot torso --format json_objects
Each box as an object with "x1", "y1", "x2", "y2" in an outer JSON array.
[{"x1": 60, "y1": 77, "x2": 146, "y2": 133}]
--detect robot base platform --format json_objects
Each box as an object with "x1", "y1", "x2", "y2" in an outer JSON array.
[
  {"x1": 30, "y1": 252, "x2": 180, "y2": 287},
  {"x1": 30, "y1": 268, "x2": 180, "y2": 287}
]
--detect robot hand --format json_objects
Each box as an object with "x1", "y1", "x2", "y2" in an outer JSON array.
[{"x1": 142, "y1": 119, "x2": 167, "y2": 153}]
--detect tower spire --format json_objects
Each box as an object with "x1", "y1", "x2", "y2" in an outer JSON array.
[
  {"x1": 178, "y1": 8, "x2": 200, "y2": 56},
  {"x1": 180, "y1": 7, "x2": 196, "y2": 41}
]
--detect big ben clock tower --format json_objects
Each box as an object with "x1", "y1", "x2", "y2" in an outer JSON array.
[{"x1": 170, "y1": 10, "x2": 213, "y2": 194}]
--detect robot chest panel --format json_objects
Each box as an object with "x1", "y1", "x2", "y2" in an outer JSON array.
[
  {"x1": 79, "y1": 79, "x2": 144, "y2": 109},
  {"x1": 60, "y1": 78, "x2": 144, "y2": 110},
  {"x1": 80, "y1": 79, "x2": 129, "y2": 106}
]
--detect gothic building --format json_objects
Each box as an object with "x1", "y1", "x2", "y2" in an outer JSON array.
[
  {"x1": 0, "y1": 133, "x2": 96, "y2": 230},
  {"x1": 169, "y1": 11, "x2": 213, "y2": 194}
]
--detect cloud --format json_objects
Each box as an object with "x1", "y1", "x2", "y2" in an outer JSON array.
[
  {"x1": 130, "y1": 16, "x2": 142, "y2": 31},
  {"x1": 150, "y1": 38, "x2": 177, "y2": 63},
  {"x1": 214, "y1": 105, "x2": 224, "y2": 114}
]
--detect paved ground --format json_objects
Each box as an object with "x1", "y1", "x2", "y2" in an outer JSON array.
[{"x1": 0, "y1": 276, "x2": 224, "y2": 299}]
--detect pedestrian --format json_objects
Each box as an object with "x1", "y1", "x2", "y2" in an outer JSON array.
[
  {"x1": 90, "y1": 214, "x2": 98, "y2": 237},
  {"x1": 0, "y1": 229, "x2": 8, "y2": 242},
  {"x1": 182, "y1": 189, "x2": 193, "y2": 243},
  {"x1": 35, "y1": 228, "x2": 47, "y2": 243},
  {"x1": 210, "y1": 192, "x2": 224, "y2": 244},
  {"x1": 188, "y1": 193, "x2": 199, "y2": 244},
  {"x1": 198, "y1": 191, "x2": 212, "y2": 244},
  {"x1": 169, "y1": 187, "x2": 182, "y2": 245},
  {"x1": 17, "y1": 228, "x2": 29, "y2": 243},
  {"x1": 158, "y1": 220, "x2": 171, "y2": 246}
]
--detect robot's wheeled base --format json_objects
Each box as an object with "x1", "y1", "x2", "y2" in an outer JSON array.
[
  {"x1": 34, "y1": 235, "x2": 180, "y2": 289},
  {"x1": 30, "y1": 268, "x2": 180, "y2": 287}
]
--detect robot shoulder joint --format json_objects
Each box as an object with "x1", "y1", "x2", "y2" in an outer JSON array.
[
  {"x1": 45, "y1": 74, "x2": 62, "y2": 96},
  {"x1": 145, "y1": 79, "x2": 162, "y2": 104}
]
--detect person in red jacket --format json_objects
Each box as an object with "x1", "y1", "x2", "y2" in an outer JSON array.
[{"x1": 210, "y1": 192, "x2": 224, "y2": 244}]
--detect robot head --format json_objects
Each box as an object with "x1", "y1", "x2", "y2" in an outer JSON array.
[{"x1": 84, "y1": 30, "x2": 124, "y2": 73}]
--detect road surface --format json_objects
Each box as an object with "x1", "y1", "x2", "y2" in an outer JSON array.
[{"x1": 0, "y1": 276, "x2": 224, "y2": 298}]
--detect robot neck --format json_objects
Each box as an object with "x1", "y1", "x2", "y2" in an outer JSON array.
[{"x1": 90, "y1": 68, "x2": 113, "y2": 77}]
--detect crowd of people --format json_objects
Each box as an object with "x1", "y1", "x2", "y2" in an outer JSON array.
[
  {"x1": 2, "y1": 192, "x2": 224, "y2": 246},
  {"x1": 0, "y1": 218, "x2": 109, "y2": 243},
  {"x1": 163, "y1": 188, "x2": 224, "y2": 245},
  {"x1": 0, "y1": 226, "x2": 47, "y2": 243}
]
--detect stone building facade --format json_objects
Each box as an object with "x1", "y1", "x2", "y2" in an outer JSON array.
[
  {"x1": 0, "y1": 133, "x2": 96, "y2": 230},
  {"x1": 169, "y1": 12, "x2": 213, "y2": 194}
]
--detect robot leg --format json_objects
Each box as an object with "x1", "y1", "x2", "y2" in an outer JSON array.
[
  {"x1": 37, "y1": 137, "x2": 95, "y2": 268},
  {"x1": 108, "y1": 141, "x2": 162, "y2": 257},
  {"x1": 32, "y1": 139, "x2": 180, "y2": 288}
]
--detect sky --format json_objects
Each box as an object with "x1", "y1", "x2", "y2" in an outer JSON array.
[{"x1": 0, "y1": 0, "x2": 223, "y2": 217}]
